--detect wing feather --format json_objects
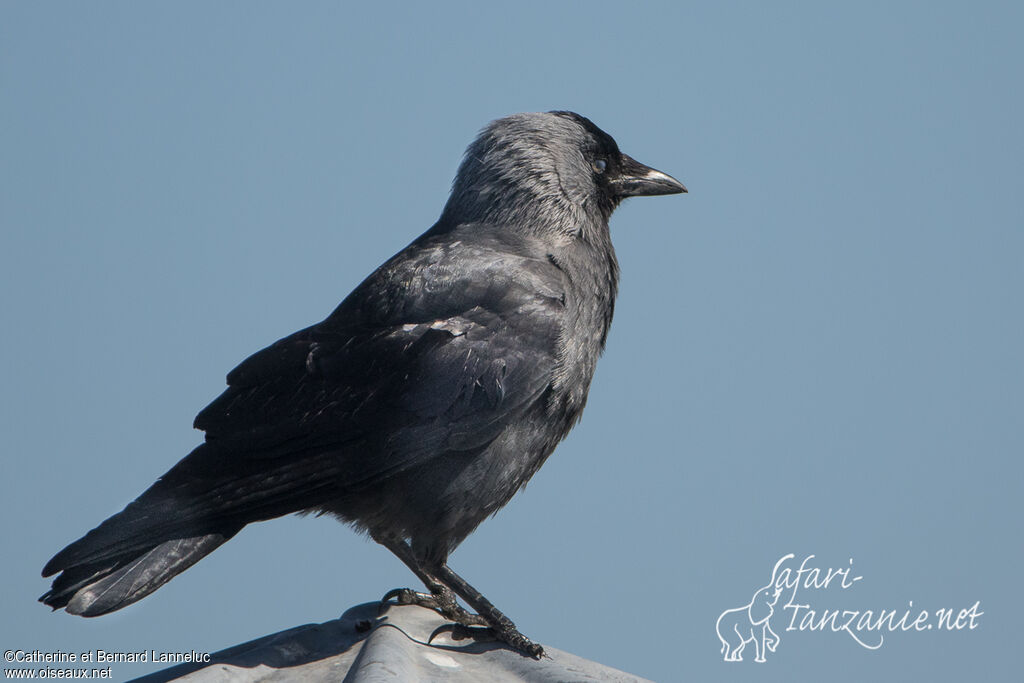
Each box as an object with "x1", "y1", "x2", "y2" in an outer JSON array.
[{"x1": 189, "y1": 225, "x2": 566, "y2": 496}]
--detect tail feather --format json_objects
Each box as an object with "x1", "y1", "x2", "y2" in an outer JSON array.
[
  {"x1": 40, "y1": 531, "x2": 237, "y2": 615},
  {"x1": 41, "y1": 441, "x2": 344, "y2": 615},
  {"x1": 42, "y1": 495, "x2": 204, "y2": 578}
]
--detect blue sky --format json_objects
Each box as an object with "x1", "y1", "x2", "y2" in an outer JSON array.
[{"x1": 2, "y1": 2, "x2": 1020, "y2": 681}]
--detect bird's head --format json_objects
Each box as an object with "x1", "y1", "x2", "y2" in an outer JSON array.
[{"x1": 439, "y1": 111, "x2": 685, "y2": 241}]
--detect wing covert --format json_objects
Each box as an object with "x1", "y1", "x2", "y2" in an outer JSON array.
[{"x1": 190, "y1": 226, "x2": 567, "y2": 489}]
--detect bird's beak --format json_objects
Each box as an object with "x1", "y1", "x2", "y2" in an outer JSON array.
[{"x1": 611, "y1": 154, "x2": 687, "y2": 197}]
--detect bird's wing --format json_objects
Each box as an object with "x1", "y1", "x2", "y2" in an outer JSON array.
[{"x1": 191, "y1": 226, "x2": 567, "y2": 492}]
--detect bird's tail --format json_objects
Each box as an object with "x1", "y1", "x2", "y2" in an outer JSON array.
[
  {"x1": 39, "y1": 531, "x2": 238, "y2": 616},
  {"x1": 39, "y1": 442, "x2": 255, "y2": 616},
  {"x1": 41, "y1": 439, "x2": 344, "y2": 615}
]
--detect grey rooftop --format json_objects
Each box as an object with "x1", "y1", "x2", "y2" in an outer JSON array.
[{"x1": 129, "y1": 603, "x2": 651, "y2": 682}]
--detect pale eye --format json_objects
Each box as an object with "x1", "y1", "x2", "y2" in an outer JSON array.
[{"x1": 592, "y1": 159, "x2": 607, "y2": 174}]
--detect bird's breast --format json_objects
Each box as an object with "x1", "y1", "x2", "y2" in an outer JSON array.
[{"x1": 547, "y1": 240, "x2": 619, "y2": 422}]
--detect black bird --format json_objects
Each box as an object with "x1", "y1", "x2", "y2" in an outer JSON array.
[{"x1": 41, "y1": 111, "x2": 686, "y2": 657}]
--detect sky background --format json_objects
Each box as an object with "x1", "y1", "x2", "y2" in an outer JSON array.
[{"x1": 2, "y1": 2, "x2": 1021, "y2": 681}]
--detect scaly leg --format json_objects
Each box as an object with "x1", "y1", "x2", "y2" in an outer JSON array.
[
  {"x1": 376, "y1": 534, "x2": 542, "y2": 657},
  {"x1": 376, "y1": 535, "x2": 487, "y2": 627},
  {"x1": 429, "y1": 560, "x2": 543, "y2": 658}
]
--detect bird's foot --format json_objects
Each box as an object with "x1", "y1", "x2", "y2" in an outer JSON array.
[
  {"x1": 382, "y1": 587, "x2": 543, "y2": 658},
  {"x1": 380, "y1": 587, "x2": 488, "y2": 626},
  {"x1": 429, "y1": 622, "x2": 545, "y2": 659}
]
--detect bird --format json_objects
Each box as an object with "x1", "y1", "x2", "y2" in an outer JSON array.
[{"x1": 40, "y1": 111, "x2": 686, "y2": 657}]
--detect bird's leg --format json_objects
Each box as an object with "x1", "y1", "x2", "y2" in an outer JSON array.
[
  {"x1": 376, "y1": 535, "x2": 486, "y2": 626},
  {"x1": 430, "y1": 560, "x2": 544, "y2": 659},
  {"x1": 376, "y1": 535, "x2": 542, "y2": 657}
]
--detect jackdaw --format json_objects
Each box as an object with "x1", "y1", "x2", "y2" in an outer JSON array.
[{"x1": 40, "y1": 111, "x2": 686, "y2": 657}]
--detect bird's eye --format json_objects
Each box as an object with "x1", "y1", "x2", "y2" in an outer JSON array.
[{"x1": 592, "y1": 159, "x2": 607, "y2": 174}]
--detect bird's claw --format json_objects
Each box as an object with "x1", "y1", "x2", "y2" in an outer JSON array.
[
  {"x1": 378, "y1": 587, "x2": 426, "y2": 616},
  {"x1": 428, "y1": 623, "x2": 544, "y2": 659},
  {"x1": 381, "y1": 587, "x2": 425, "y2": 606},
  {"x1": 380, "y1": 587, "x2": 488, "y2": 626},
  {"x1": 382, "y1": 587, "x2": 541, "y2": 657}
]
